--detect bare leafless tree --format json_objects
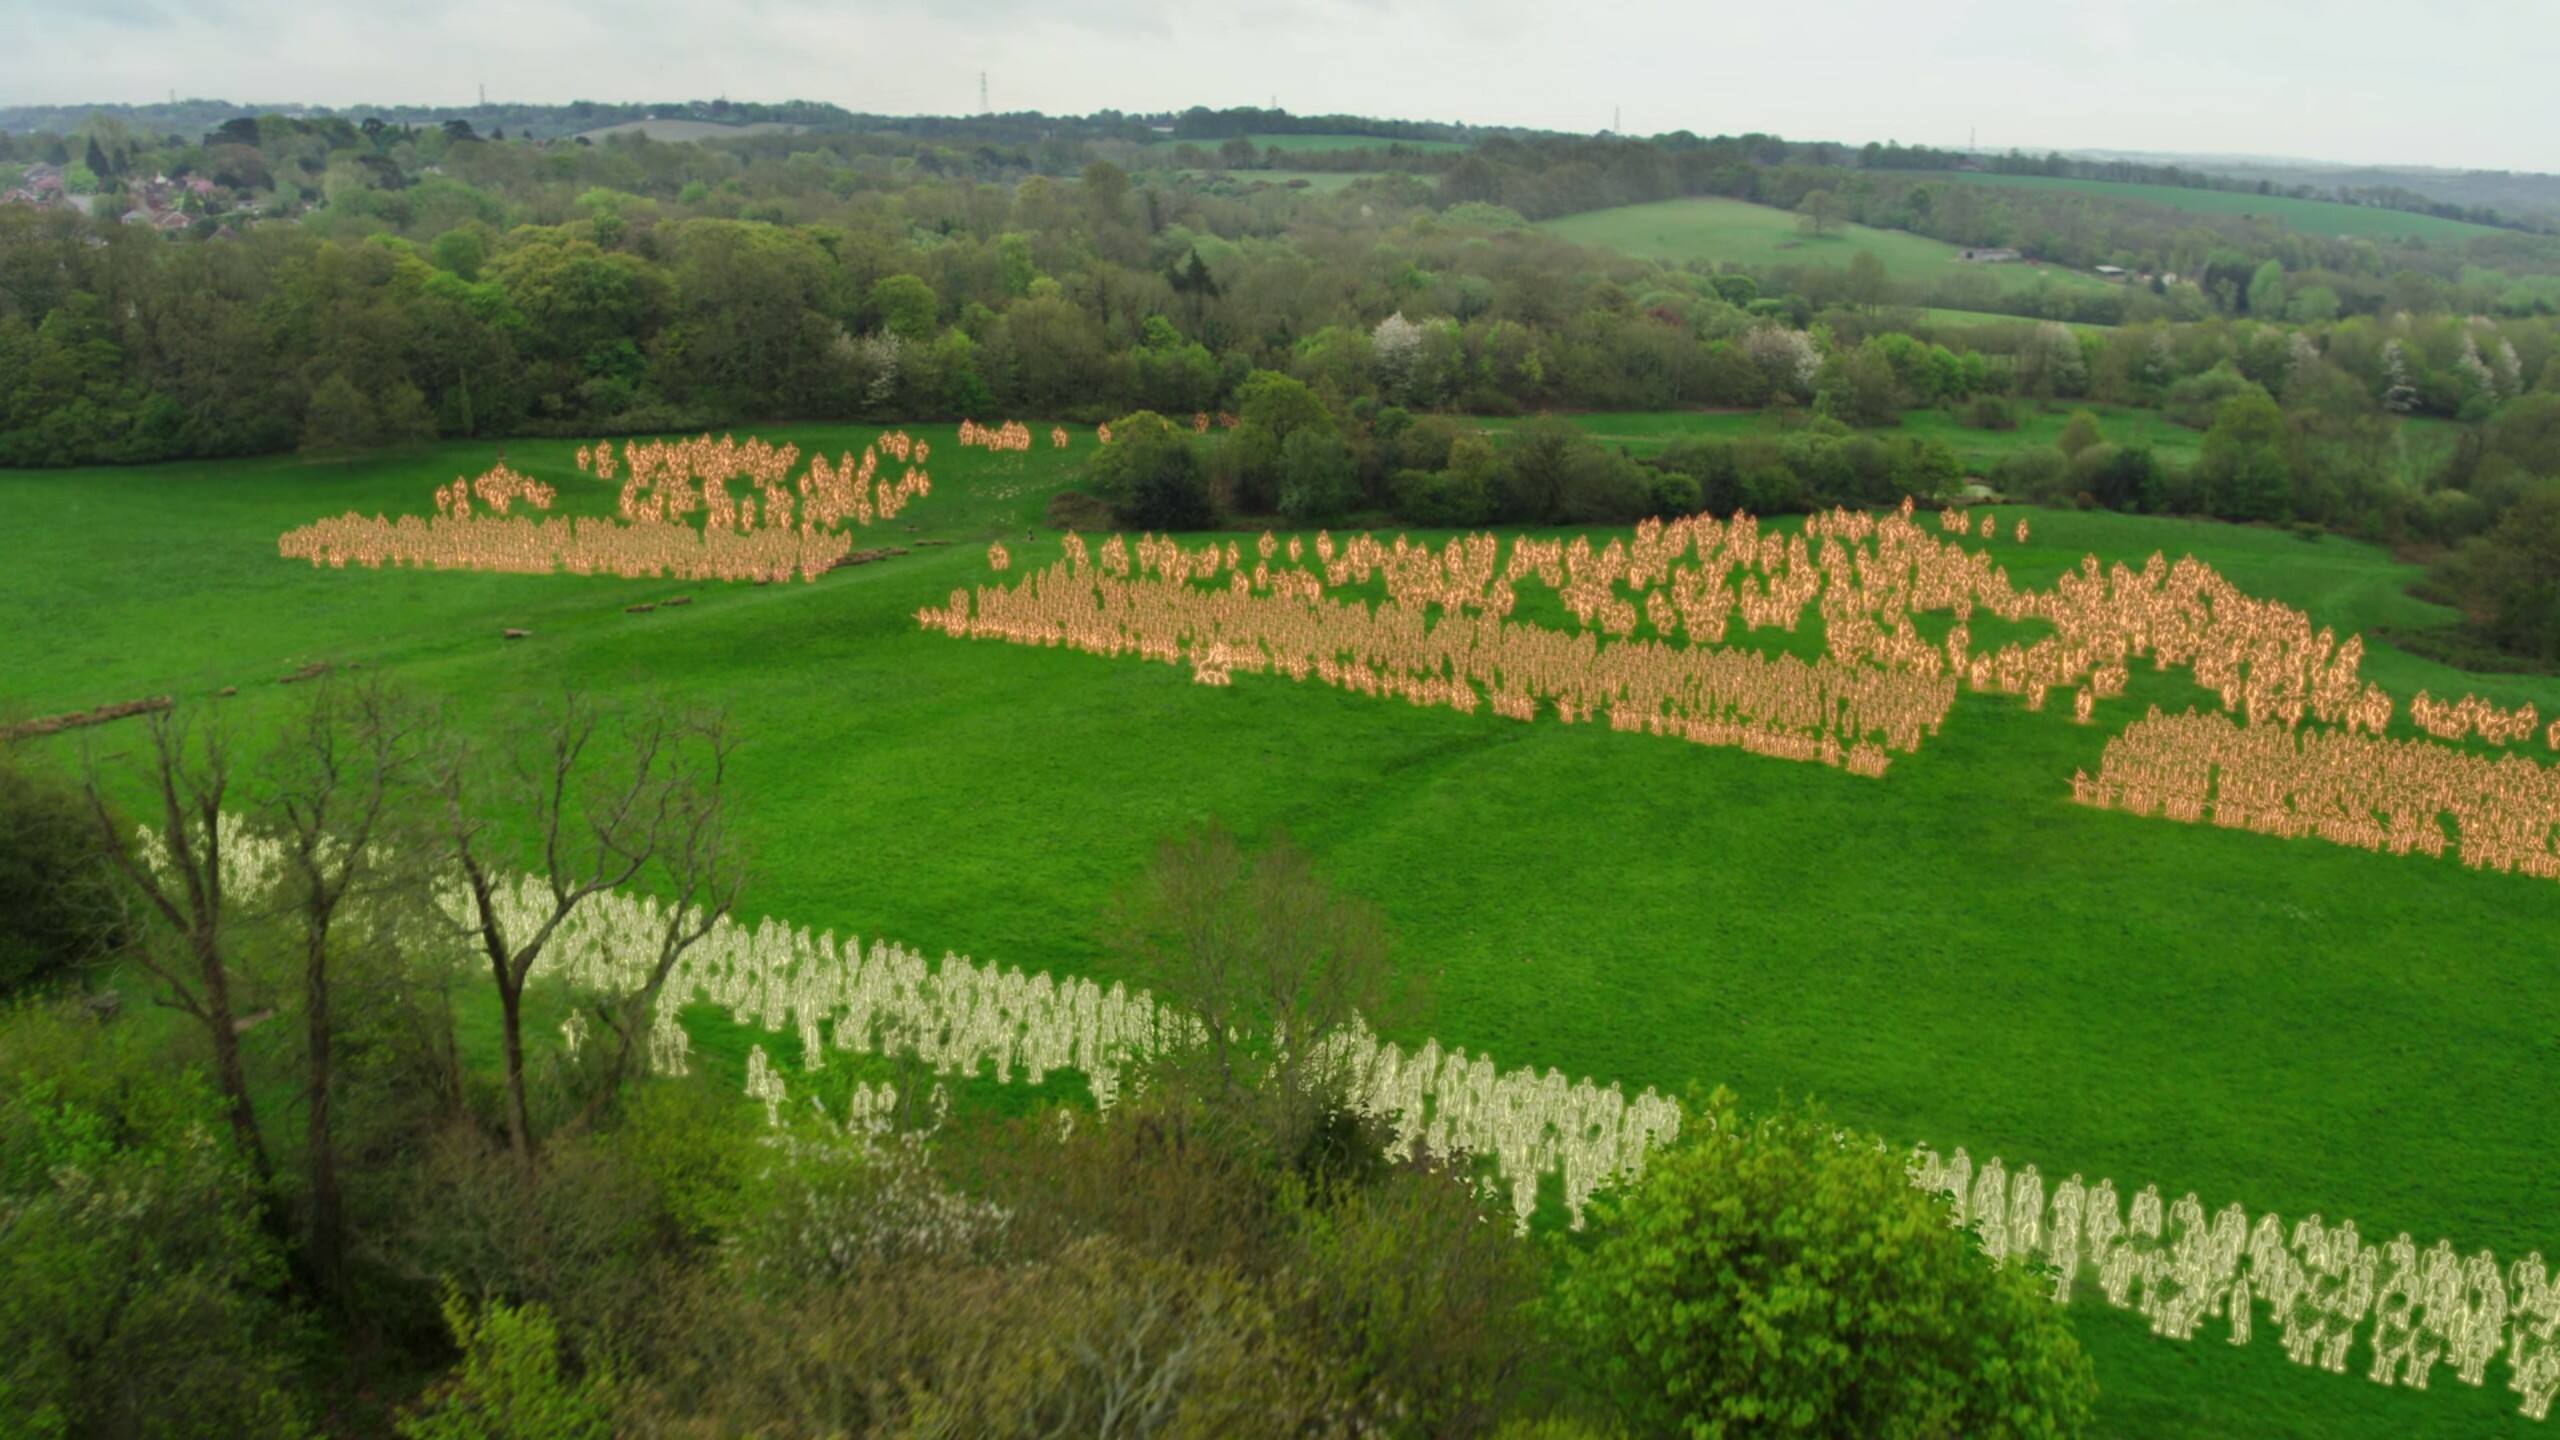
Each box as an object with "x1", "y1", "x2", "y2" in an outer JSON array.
[
  {"x1": 258, "y1": 676, "x2": 444, "y2": 1297},
  {"x1": 439, "y1": 692, "x2": 740, "y2": 1169},
  {"x1": 82, "y1": 709, "x2": 271, "y2": 1184}
]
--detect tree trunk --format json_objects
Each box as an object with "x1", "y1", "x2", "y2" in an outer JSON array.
[
  {"x1": 496, "y1": 970, "x2": 536, "y2": 1167},
  {"x1": 303, "y1": 923, "x2": 343, "y2": 1296},
  {"x1": 198, "y1": 926, "x2": 271, "y2": 1184}
]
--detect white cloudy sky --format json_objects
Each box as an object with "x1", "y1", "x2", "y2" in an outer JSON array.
[{"x1": 3, "y1": 0, "x2": 2548, "y2": 172}]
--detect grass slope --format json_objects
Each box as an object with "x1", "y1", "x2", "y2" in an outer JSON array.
[
  {"x1": 6, "y1": 429, "x2": 2557, "y2": 1438},
  {"x1": 1931, "y1": 172, "x2": 2503, "y2": 245},
  {"x1": 1540, "y1": 197, "x2": 2119, "y2": 299},
  {"x1": 1179, "y1": 169, "x2": 1384, "y2": 193},
  {"x1": 1471, "y1": 404, "x2": 2463, "y2": 485},
  {"x1": 1150, "y1": 132, "x2": 1467, "y2": 154}
]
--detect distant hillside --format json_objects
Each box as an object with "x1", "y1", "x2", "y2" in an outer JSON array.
[
  {"x1": 2071, "y1": 149, "x2": 2560, "y2": 227},
  {"x1": 0, "y1": 98, "x2": 858, "y2": 141},
  {"x1": 1539, "y1": 196, "x2": 2119, "y2": 316},
  {"x1": 1934, "y1": 172, "x2": 2505, "y2": 245}
]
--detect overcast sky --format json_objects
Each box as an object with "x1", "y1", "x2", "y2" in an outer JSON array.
[{"x1": 4, "y1": 0, "x2": 2548, "y2": 173}]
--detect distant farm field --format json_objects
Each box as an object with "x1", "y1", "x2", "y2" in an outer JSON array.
[
  {"x1": 1179, "y1": 168, "x2": 1385, "y2": 193},
  {"x1": 1153, "y1": 132, "x2": 1467, "y2": 154},
  {"x1": 1929, "y1": 172, "x2": 2504, "y2": 244},
  {"x1": 573, "y1": 118, "x2": 809, "y2": 143},
  {"x1": 8, "y1": 425, "x2": 2557, "y2": 1439},
  {"x1": 1541, "y1": 196, "x2": 2120, "y2": 299}
]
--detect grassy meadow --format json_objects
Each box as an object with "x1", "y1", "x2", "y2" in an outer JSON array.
[
  {"x1": 1179, "y1": 168, "x2": 1385, "y2": 193},
  {"x1": 1929, "y1": 171, "x2": 2505, "y2": 245},
  {"x1": 7, "y1": 425, "x2": 2560, "y2": 1438},
  {"x1": 1540, "y1": 197, "x2": 2120, "y2": 299},
  {"x1": 1470, "y1": 402, "x2": 2464, "y2": 485},
  {"x1": 1150, "y1": 132, "x2": 1468, "y2": 154}
]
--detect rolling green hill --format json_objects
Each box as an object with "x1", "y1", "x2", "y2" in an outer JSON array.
[
  {"x1": 1931, "y1": 172, "x2": 2505, "y2": 244},
  {"x1": 1540, "y1": 196, "x2": 2119, "y2": 301},
  {"x1": 1154, "y1": 132, "x2": 1466, "y2": 154},
  {"x1": 8, "y1": 429, "x2": 2556, "y2": 1438}
]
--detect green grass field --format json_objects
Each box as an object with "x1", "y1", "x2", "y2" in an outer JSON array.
[
  {"x1": 1178, "y1": 168, "x2": 1385, "y2": 193},
  {"x1": 7, "y1": 427, "x2": 2559, "y2": 1438},
  {"x1": 1152, "y1": 132, "x2": 1467, "y2": 154},
  {"x1": 1469, "y1": 403, "x2": 2467, "y2": 481},
  {"x1": 1912, "y1": 305, "x2": 2114, "y2": 333},
  {"x1": 1540, "y1": 197, "x2": 2121, "y2": 300},
  {"x1": 1929, "y1": 172, "x2": 2504, "y2": 245}
]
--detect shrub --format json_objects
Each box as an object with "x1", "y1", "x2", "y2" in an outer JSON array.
[
  {"x1": 1393, "y1": 467, "x2": 1494, "y2": 528},
  {"x1": 1278, "y1": 428, "x2": 1358, "y2": 525},
  {"x1": 0, "y1": 1001, "x2": 308, "y2": 1437},
  {"x1": 398, "y1": 1289, "x2": 619, "y2": 1440},
  {"x1": 1084, "y1": 410, "x2": 1217, "y2": 530},
  {"x1": 1553, "y1": 1089, "x2": 2096, "y2": 1440},
  {"x1": 2056, "y1": 408, "x2": 2105, "y2": 458},
  {"x1": 1645, "y1": 469, "x2": 1703, "y2": 519},
  {"x1": 0, "y1": 757, "x2": 123, "y2": 996},
  {"x1": 1962, "y1": 394, "x2": 2017, "y2": 431}
]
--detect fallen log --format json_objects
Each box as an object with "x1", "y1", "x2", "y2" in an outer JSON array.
[{"x1": 3, "y1": 695, "x2": 174, "y2": 741}]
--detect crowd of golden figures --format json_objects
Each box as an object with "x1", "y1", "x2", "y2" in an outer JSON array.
[
  {"x1": 921, "y1": 502, "x2": 2560, "y2": 883},
  {"x1": 177, "y1": 821, "x2": 2557, "y2": 1423},
  {"x1": 278, "y1": 430, "x2": 940, "y2": 584}
]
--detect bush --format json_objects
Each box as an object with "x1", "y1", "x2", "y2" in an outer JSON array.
[
  {"x1": 1986, "y1": 448, "x2": 2068, "y2": 504},
  {"x1": 2163, "y1": 363, "x2": 2265, "y2": 430},
  {"x1": 1554, "y1": 1089, "x2": 2096, "y2": 1440},
  {"x1": 0, "y1": 1001, "x2": 309, "y2": 1437},
  {"x1": 1963, "y1": 394, "x2": 2018, "y2": 430},
  {"x1": 1084, "y1": 410, "x2": 1218, "y2": 530},
  {"x1": 1393, "y1": 468, "x2": 1493, "y2": 528},
  {"x1": 2056, "y1": 408, "x2": 2105, "y2": 458},
  {"x1": 1645, "y1": 469, "x2": 1702, "y2": 518},
  {"x1": 0, "y1": 757, "x2": 123, "y2": 995},
  {"x1": 1278, "y1": 427, "x2": 1358, "y2": 525},
  {"x1": 398, "y1": 1289, "x2": 619, "y2": 1440}
]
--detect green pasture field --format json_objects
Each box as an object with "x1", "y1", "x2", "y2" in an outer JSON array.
[
  {"x1": 1177, "y1": 168, "x2": 1384, "y2": 193},
  {"x1": 1540, "y1": 196, "x2": 2120, "y2": 299},
  {"x1": 1910, "y1": 304, "x2": 2115, "y2": 332},
  {"x1": 1468, "y1": 405, "x2": 2465, "y2": 490},
  {"x1": 7, "y1": 427, "x2": 2558, "y2": 1438},
  {"x1": 1928, "y1": 171, "x2": 2504, "y2": 245},
  {"x1": 1149, "y1": 132, "x2": 1466, "y2": 154}
]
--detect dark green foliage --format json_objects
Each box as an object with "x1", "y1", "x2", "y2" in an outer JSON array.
[
  {"x1": 397, "y1": 1290, "x2": 618, "y2": 1440},
  {"x1": 0, "y1": 757, "x2": 122, "y2": 995},
  {"x1": 1278, "y1": 427, "x2": 1357, "y2": 524},
  {"x1": 1964, "y1": 394, "x2": 2019, "y2": 430},
  {"x1": 2198, "y1": 389, "x2": 2293, "y2": 521},
  {"x1": 1553, "y1": 1090, "x2": 2097, "y2": 1440},
  {"x1": 1085, "y1": 410, "x2": 1218, "y2": 530},
  {"x1": 1233, "y1": 370, "x2": 1338, "y2": 513},
  {"x1": 2439, "y1": 486, "x2": 2560, "y2": 660},
  {"x1": 0, "y1": 1002, "x2": 309, "y2": 1438}
]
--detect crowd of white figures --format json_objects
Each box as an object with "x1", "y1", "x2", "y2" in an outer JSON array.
[
  {"x1": 151, "y1": 821, "x2": 2559, "y2": 1418},
  {"x1": 482, "y1": 871, "x2": 1685, "y2": 1233},
  {"x1": 1907, "y1": 1146, "x2": 2560, "y2": 1420},
  {"x1": 538, "y1": 873, "x2": 2560, "y2": 1421}
]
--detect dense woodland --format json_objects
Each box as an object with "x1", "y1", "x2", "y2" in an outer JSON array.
[{"x1": 4, "y1": 105, "x2": 2560, "y2": 655}]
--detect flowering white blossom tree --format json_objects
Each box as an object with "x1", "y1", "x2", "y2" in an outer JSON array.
[{"x1": 1371, "y1": 311, "x2": 1426, "y2": 402}]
